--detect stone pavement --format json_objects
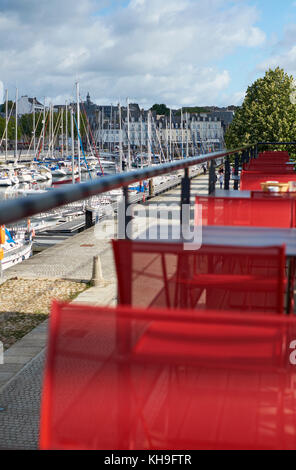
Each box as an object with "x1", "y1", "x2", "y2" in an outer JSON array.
[
  {"x1": 0, "y1": 282, "x2": 118, "y2": 450},
  {"x1": 0, "y1": 172, "x2": 210, "y2": 450},
  {"x1": 0, "y1": 351, "x2": 45, "y2": 450}
]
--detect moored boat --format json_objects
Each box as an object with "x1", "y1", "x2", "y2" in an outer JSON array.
[{"x1": 0, "y1": 226, "x2": 33, "y2": 272}]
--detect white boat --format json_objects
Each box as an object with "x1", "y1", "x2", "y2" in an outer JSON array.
[
  {"x1": 51, "y1": 168, "x2": 67, "y2": 177},
  {"x1": 30, "y1": 171, "x2": 47, "y2": 182},
  {"x1": 0, "y1": 175, "x2": 12, "y2": 186},
  {"x1": 39, "y1": 166, "x2": 53, "y2": 180},
  {"x1": 10, "y1": 174, "x2": 19, "y2": 185},
  {"x1": 107, "y1": 189, "x2": 123, "y2": 201},
  {"x1": 0, "y1": 227, "x2": 33, "y2": 271},
  {"x1": 18, "y1": 171, "x2": 32, "y2": 183}
]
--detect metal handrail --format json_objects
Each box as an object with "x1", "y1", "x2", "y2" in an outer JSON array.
[
  {"x1": 258, "y1": 142, "x2": 296, "y2": 145},
  {"x1": 0, "y1": 145, "x2": 255, "y2": 226}
]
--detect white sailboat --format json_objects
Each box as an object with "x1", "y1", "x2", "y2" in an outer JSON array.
[
  {"x1": 0, "y1": 226, "x2": 33, "y2": 271},
  {"x1": 0, "y1": 174, "x2": 12, "y2": 186}
]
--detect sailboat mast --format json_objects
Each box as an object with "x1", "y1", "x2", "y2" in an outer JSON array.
[
  {"x1": 127, "y1": 98, "x2": 131, "y2": 170},
  {"x1": 186, "y1": 112, "x2": 189, "y2": 159},
  {"x1": 166, "y1": 117, "x2": 169, "y2": 161},
  {"x1": 169, "y1": 109, "x2": 172, "y2": 160},
  {"x1": 101, "y1": 108, "x2": 104, "y2": 151},
  {"x1": 181, "y1": 108, "x2": 184, "y2": 159},
  {"x1": 65, "y1": 101, "x2": 68, "y2": 157},
  {"x1": 110, "y1": 104, "x2": 112, "y2": 154},
  {"x1": 5, "y1": 90, "x2": 8, "y2": 162},
  {"x1": 140, "y1": 113, "x2": 143, "y2": 168},
  {"x1": 148, "y1": 110, "x2": 152, "y2": 165},
  {"x1": 71, "y1": 107, "x2": 75, "y2": 184},
  {"x1": 118, "y1": 102, "x2": 123, "y2": 173},
  {"x1": 76, "y1": 82, "x2": 81, "y2": 180},
  {"x1": 51, "y1": 103, "x2": 54, "y2": 159},
  {"x1": 42, "y1": 99, "x2": 46, "y2": 157},
  {"x1": 61, "y1": 108, "x2": 64, "y2": 159},
  {"x1": 15, "y1": 88, "x2": 18, "y2": 161},
  {"x1": 33, "y1": 98, "x2": 36, "y2": 157}
]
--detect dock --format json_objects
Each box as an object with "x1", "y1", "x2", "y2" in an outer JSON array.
[{"x1": 32, "y1": 168, "x2": 205, "y2": 252}]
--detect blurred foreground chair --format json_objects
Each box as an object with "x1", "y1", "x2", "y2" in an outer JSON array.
[{"x1": 40, "y1": 302, "x2": 296, "y2": 450}]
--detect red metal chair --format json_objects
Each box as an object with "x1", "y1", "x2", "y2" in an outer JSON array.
[
  {"x1": 195, "y1": 195, "x2": 294, "y2": 228},
  {"x1": 40, "y1": 301, "x2": 296, "y2": 450},
  {"x1": 251, "y1": 191, "x2": 296, "y2": 227},
  {"x1": 240, "y1": 171, "x2": 296, "y2": 191},
  {"x1": 112, "y1": 240, "x2": 286, "y2": 314}
]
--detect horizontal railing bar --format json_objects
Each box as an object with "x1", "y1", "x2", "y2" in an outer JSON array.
[
  {"x1": 258, "y1": 142, "x2": 296, "y2": 145},
  {"x1": 0, "y1": 145, "x2": 254, "y2": 226}
]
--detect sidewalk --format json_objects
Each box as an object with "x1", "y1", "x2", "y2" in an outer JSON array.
[{"x1": 0, "y1": 282, "x2": 117, "y2": 450}]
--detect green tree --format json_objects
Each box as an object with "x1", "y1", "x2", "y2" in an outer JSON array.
[
  {"x1": 0, "y1": 100, "x2": 14, "y2": 113},
  {"x1": 176, "y1": 106, "x2": 209, "y2": 115},
  {"x1": 225, "y1": 67, "x2": 296, "y2": 149},
  {"x1": 150, "y1": 104, "x2": 170, "y2": 116}
]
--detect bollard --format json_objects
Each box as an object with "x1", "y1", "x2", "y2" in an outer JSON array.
[
  {"x1": 91, "y1": 255, "x2": 109, "y2": 287},
  {"x1": 149, "y1": 179, "x2": 154, "y2": 197}
]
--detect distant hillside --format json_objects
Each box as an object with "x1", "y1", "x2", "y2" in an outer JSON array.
[{"x1": 175, "y1": 105, "x2": 240, "y2": 115}]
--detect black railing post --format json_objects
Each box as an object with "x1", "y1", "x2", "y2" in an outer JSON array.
[
  {"x1": 85, "y1": 209, "x2": 93, "y2": 229},
  {"x1": 180, "y1": 168, "x2": 191, "y2": 229},
  {"x1": 240, "y1": 151, "x2": 245, "y2": 171},
  {"x1": 241, "y1": 150, "x2": 245, "y2": 165},
  {"x1": 233, "y1": 153, "x2": 240, "y2": 190},
  {"x1": 209, "y1": 159, "x2": 216, "y2": 195},
  {"x1": 246, "y1": 148, "x2": 250, "y2": 163},
  {"x1": 123, "y1": 186, "x2": 132, "y2": 240},
  {"x1": 224, "y1": 157, "x2": 230, "y2": 190}
]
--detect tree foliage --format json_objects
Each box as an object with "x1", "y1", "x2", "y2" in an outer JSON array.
[
  {"x1": 0, "y1": 100, "x2": 14, "y2": 113},
  {"x1": 225, "y1": 67, "x2": 296, "y2": 149},
  {"x1": 150, "y1": 104, "x2": 170, "y2": 116},
  {"x1": 177, "y1": 106, "x2": 209, "y2": 114},
  {"x1": 0, "y1": 115, "x2": 21, "y2": 141}
]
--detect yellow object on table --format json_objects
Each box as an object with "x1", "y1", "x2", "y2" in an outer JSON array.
[{"x1": 261, "y1": 182, "x2": 289, "y2": 193}]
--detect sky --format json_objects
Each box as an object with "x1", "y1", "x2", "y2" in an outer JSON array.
[{"x1": 1, "y1": 0, "x2": 296, "y2": 108}]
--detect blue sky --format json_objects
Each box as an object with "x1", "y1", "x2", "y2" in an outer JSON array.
[{"x1": 1, "y1": 0, "x2": 296, "y2": 107}]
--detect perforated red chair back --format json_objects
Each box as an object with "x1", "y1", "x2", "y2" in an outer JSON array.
[
  {"x1": 112, "y1": 240, "x2": 286, "y2": 313},
  {"x1": 195, "y1": 195, "x2": 294, "y2": 228},
  {"x1": 40, "y1": 302, "x2": 296, "y2": 450}
]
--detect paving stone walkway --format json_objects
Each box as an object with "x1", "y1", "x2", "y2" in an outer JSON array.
[{"x1": 0, "y1": 351, "x2": 45, "y2": 449}]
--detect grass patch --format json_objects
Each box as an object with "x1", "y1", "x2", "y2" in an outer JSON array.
[{"x1": 0, "y1": 313, "x2": 48, "y2": 350}]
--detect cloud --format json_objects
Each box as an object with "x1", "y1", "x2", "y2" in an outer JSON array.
[
  {"x1": 0, "y1": 0, "x2": 265, "y2": 107},
  {"x1": 0, "y1": 81, "x2": 3, "y2": 104},
  {"x1": 258, "y1": 24, "x2": 296, "y2": 76}
]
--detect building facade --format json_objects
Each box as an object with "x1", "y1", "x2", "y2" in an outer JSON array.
[
  {"x1": 94, "y1": 111, "x2": 225, "y2": 154},
  {"x1": 17, "y1": 96, "x2": 44, "y2": 116}
]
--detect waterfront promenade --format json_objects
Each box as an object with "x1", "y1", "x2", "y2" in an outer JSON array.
[{"x1": 0, "y1": 172, "x2": 209, "y2": 449}]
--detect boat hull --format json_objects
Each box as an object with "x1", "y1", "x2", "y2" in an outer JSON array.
[
  {"x1": 53, "y1": 177, "x2": 80, "y2": 186},
  {"x1": 1, "y1": 241, "x2": 32, "y2": 271}
]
